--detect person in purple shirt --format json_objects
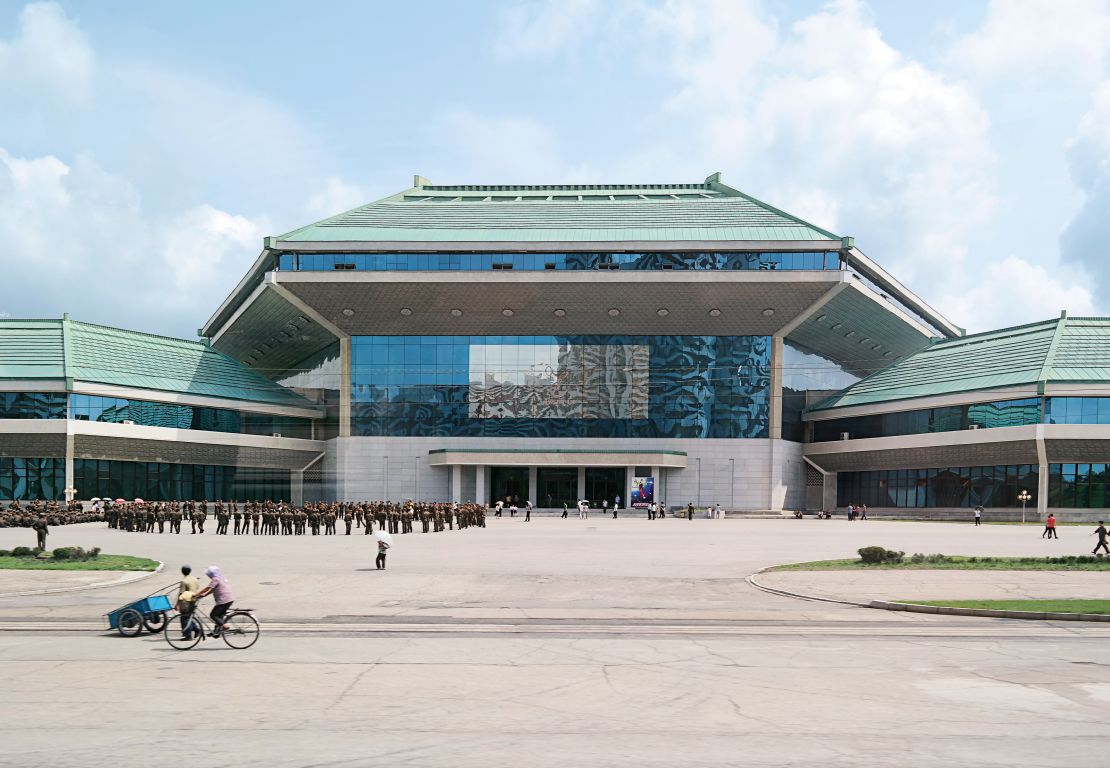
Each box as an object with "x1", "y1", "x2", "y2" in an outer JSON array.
[{"x1": 194, "y1": 565, "x2": 235, "y2": 635}]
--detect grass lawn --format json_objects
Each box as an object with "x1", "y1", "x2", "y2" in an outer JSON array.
[
  {"x1": 0, "y1": 555, "x2": 159, "y2": 571},
  {"x1": 770, "y1": 556, "x2": 1110, "y2": 572},
  {"x1": 910, "y1": 599, "x2": 1110, "y2": 615}
]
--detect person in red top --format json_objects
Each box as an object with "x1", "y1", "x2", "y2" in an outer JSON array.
[{"x1": 1042, "y1": 514, "x2": 1058, "y2": 539}]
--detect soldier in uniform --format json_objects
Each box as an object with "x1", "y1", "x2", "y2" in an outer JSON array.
[{"x1": 344, "y1": 508, "x2": 353, "y2": 535}]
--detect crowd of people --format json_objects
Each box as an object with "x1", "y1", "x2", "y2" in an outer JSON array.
[{"x1": 103, "y1": 499, "x2": 487, "y2": 535}]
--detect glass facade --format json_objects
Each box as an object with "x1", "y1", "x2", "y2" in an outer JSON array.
[
  {"x1": 350, "y1": 335, "x2": 771, "y2": 438},
  {"x1": 278, "y1": 251, "x2": 839, "y2": 272},
  {"x1": 69, "y1": 394, "x2": 313, "y2": 439},
  {"x1": 1044, "y1": 398, "x2": 1110, "y2": 425},
  {"x1": 812, "y1": 397, "x2": 1042, "y2": 442},
  {"x1": 838, "y1": 464, "x2": 1038, "y2": 508},
  {"x1": 782, "y1": 342, "x2": 861, "y2": 442},
  {"x1": 1048, "y1": 463, "x2": 1110, "y2": 508},
  {"x1": 73, "y1": 459, "x2": 290, "y2": 502},
  {"x1": 0, "y1": 392, "x2": 67, "y2": 419},
  {"x1": 274, "y1": 343, "x2": 341, "y2": 441},
  {"x1": 0, "y1": 457, "x2": 65, "y2": 501}
]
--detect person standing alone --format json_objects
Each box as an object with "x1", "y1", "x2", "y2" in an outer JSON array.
[
  {"x1": 974, "y1": 506, "x2": 982, "y2": 526},
  {"x1": 1092, "y1": 521, "x2": 1109, "y2": 555}
]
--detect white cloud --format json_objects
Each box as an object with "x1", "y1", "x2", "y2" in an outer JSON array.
[
  {"x1": 0, "y1": 147, "x2": 267, "y2": 336},
  {"x1": 0, "y1": 2, "x2": 94, "y2": 102},
  {"x1": 1060, "y1": 80, "x2": 1110, "y2": 302},
  {"x1": 306, "y1": 177, "x2": 367, "y2": 219},
  {"x1": 950, "y1": 0, "x2": 1110, "y2": 83},
  {"x1": 935, "y1": 256, "x2": 1096, "y2": 332},
  {"x1": 494, "y1": 0, "x2": 603, "y2": 57}
]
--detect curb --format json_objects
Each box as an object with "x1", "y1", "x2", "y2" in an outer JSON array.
[
  {"x1": 0, "y1": 561, "x2": 164, "y2": 599},
  {"x1": 745, "y1": 568, "x2": 869, "y2": 607},
  {"x1": 748, "y1": 568, "x2": 1110, "y2": 623},
  {"x1": 869, "y1": 600, "x2": 1110, "y2": 622}
]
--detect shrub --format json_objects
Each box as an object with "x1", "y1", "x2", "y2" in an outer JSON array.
[
  {"x1": 89, "y1": 547, "x2": 100, "y2": 559},
  {"x1": 52, "y1": 546, "x2": 91, "y2": 561},
  {"x1": 926, "y1": 554, "x2": 947, "y2": 564},
  {"x1": 0, "y1": 550, "x2": 10, "y2": 557},
  {"x1": 909, "y1": 553, "x2": 926, "y2": 564},
  {"x1": 11, "y1": 546, "x2": 33, "y2": 557},
  {"x1": 858, "y1": 546, "x2": 904, "y2": 564},
  {"x1": 51, "y1": 547, "x2": 72, "y2": 560}
]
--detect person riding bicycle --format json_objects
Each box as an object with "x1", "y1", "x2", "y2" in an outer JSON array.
[
  {"x1": 193, "y1": 565, "x2": 235, "y2": 636},
  {"x1": 175, "y1": 564, "x2": 200, "y2": 640}
]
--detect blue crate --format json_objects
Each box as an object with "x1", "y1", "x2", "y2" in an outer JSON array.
[{"x1": 106, "y1": 593, "x2": 173, "y2": 630}]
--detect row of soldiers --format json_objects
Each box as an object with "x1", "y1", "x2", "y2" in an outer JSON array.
[
  {"x1": 105, "y1": 499, "x2": 488, "y2": 535},
  {"x1": 2, "y1": 500, "x2": 103, "y2": 529}
]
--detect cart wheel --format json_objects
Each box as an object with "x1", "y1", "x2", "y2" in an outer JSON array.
[
  {"x1": 144, "y1": 611, "x2": 167, "y2": 633},
  {"x1": 117, "y1": 608, "x2": 143, "y2": 637}
]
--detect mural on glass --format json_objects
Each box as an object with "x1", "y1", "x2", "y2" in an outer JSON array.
[{"x1": 351, "y1": 335, "x2": 770, "y2": 438}]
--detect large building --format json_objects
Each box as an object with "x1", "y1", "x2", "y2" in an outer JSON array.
[
  {"x1": 198, "y1": 173, "x2": 957, "y2": 510},
  {"x1": 5, "y1": 173, "x2": 1106, "y2": 517}
]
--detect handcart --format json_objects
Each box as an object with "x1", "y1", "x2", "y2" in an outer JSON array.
[{"x1": 105, "y1": 584, "x2": 176, "y2": 637}]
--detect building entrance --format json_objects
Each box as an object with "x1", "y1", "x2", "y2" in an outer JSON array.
[
  {"x1": 586, "y1": 467, "x2": 626, "y2": 508},
  {"x1": 537, "y1": 467, "x2": 577, "y2": 509},
  {"x1": 490, "y1": 466, "x2": 528, "y2": 507}
]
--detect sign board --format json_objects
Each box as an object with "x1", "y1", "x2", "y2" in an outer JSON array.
[{"x1": 631, "y1": 476, "x2": 654, "y2": 508}]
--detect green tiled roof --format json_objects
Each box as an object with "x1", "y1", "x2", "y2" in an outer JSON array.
[
  {"x1": 276, "y1": 174, "x2": 841, "y2": 244},
  {"x1": 810, "y1": 315, "x2": 1110, "y2": 412},
  {"x1": 0, "y1": 318, "x2": 316, "y2": 410}
]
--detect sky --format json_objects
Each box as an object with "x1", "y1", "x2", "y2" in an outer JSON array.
[{"x1": 1, "y1": 0, "x2": 1109, "y2": 338}]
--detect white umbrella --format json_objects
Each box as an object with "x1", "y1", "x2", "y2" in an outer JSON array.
[
  {"x1": 90, "y1": 497, "x2": 101, "y2": 502},
  {"x1": 375, "y1": 529, "x2": 393, "y2": 546}
]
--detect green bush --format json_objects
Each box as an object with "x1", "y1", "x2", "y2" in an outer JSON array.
[
  {"x1": 858, "y1": 546, "x2": 905, "y2": 564},
  {"x1": 10, "y1": 546, "x2": 33, "y2": 557},
  {"x1": 909, "y1": 553, "x2": 925, "y2": 564},
  {"x1": 0, "y1": 550, "x2": 10, "y2": 557},
  {"x1": 51, "y1": 547, "x2": 71, "y2": 560},
  {"x1": 89, "y1": 547, "x2": 100, "y2": 559},
  {"x1": 51, "y1": 547, "x2": 92, "y2": 561}
]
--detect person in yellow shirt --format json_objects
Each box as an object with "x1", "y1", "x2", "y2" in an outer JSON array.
[{"x1": 176, "y1": 564, "x2": 200, "y2": 640}]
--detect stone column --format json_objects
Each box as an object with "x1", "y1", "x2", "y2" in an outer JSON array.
[
  {"x1": 528, "y1": 466, "x2": 538, "y2": 507},
  {"x1": 577, "y1": 466, "x2": 586, "y2": 502},
  {"x1": 290, "y1": 470, "x2": 303, "y2": 506},
  {"x1": 651, "y1": 465, "x2": 662, "y2": 511},
  {"x1": 451, "y1": 465, "x2": 462, "y2": 504},
  {"x1": 624, "y1": 465, "x2": 636, "y2": 509},
  {"x1": 475, "y1": 465, "x2": 487, "y2": 508}
]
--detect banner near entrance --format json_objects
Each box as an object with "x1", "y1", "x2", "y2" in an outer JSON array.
[{"x1": 631, "y1": 476, "x2": 654, "y2": 508}]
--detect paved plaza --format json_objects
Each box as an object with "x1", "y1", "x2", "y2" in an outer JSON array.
[{"x1": 3, "y1": 518, "x2": 1110, "y2": 767}]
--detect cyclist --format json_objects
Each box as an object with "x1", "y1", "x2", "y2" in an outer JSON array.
[
  {"x1": 176, "y1": 564, "x2": 200, "y2": 640},
  {"x1": 193, "y1": 565, "x2": 235, "y2": 636}
]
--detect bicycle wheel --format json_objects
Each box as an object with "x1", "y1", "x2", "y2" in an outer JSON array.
[
  {"x1": 221, "y1": 611, "x2": 259, "y2": 649},
  {"x1": 163, "y1": 612, "x2": 203, "y2": 650}
]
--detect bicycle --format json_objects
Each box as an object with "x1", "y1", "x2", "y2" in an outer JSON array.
[{"x1": 162, "y1": 605, "x2": 260, "y2": 650}]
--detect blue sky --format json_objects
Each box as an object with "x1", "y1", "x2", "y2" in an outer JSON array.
[{"x1": 1, "y1": 0, "x2": 1109, "y2": 337}]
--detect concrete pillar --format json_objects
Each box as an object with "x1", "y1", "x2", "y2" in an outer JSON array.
[
  {"x1": 339, "y1": 337, "x2": 352, "y2": 437},
  {"x1": 528, "y1": 466, "x2": 538, "y2": 507},
  {"x1": 451, "y1": 465, "x2": 462, "y2": 504},
  {"x1": 1037, "y1": 464, "x2": 1049, "y2": 520},
  {"x1": 769, "y1": 335, "x2": 784, "y2": 440},
  {"x1": 651, "y1": 465, "x2": 662, "y2": 511},
  {"x1": 624, "y1": 465, "x2": 636, "y2": 509},
  {"x1": 64, "y1": 431, "x2": 75, "y2": 501},
  {"x1": 290, "y1": 470, "x2": 303, "y2": 506},
  {"x1": 577, "y1": 466, "x2": 586, "y2": 502},
  {"x1": 475, "y1": 465, "x2": 487, "y2": 508}
]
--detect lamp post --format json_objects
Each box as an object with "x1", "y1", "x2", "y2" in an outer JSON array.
[
  {"x1": 1018, "y1": 489, "x2": 1032, "y2": 524},
  {"x1": 64, "y1": 486, "x2": 77, "y2": 504}
]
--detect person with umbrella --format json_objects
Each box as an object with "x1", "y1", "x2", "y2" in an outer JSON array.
[{"x1": 375, "y1": 528, "x2": 392, "y2": 570}]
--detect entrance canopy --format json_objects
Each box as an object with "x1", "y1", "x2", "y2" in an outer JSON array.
[{"x1": 427, "y1": 448, "x2": 687, "y2": 468}]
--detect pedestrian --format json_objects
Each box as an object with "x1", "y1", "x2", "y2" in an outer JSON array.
[
  {"x1": 495, "y1": 500, "x2": 503, "y2": 518},
  {"x1": 648, "y1": 501, "x2": 656, "y2": 521},
  {"x1": 1092, "y1": 521, "x2": 1109, "y2": 555},
  {"x1": 714, "y1": 502, "x2": 723, "y2": 519},
  {"x1": 602, "y1": 499, "x2": 609, "y2": 516},
  {"x1": 860, "y1": 504, "x2": 868, "y2": 521},
  {"x1": 525, "y1": 501, "x2": 532, "y2": 522},
  {"x1": 686, "y1": 502, "x2": 694, "y2": 521},
  {"x1": 509, "y1": 502, "x2": 517, "y2": 518},
  {"x1": 1043, "y1": 513, "x2": 1058, "y2": 539},
  {"x1": 175, "y1": 564, "x2": 200, "y2": 640},
  {"x1": 614, "y1": 494, "x2": 621, "y2": 510},
  {"x1": 847, "y1": 504, "x2": 855, "y2": 521},
  {"x1": 974, "y1": 506, "x2": 982, "y2": 526},
  {"x1": 562, "y1": 502, "x2": 568, "y2": 519},
  {"x1": 376, "y1": 536, "x2": 390, "y2": 569},
  {"x1": 33, "y1": 516, "x2": 48, "y2": 550}
]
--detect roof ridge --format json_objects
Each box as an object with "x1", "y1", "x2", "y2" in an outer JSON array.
[
  {"x1": 66, "y1": 318, "x2": 212, "y2": 349},
  {"x1": 1036, "y1": 315, "x2": 1068, "y2": 393},
  {"x1": 420, "y1": 182, "x2": 714, "y2": 192},
  {"x1": 924, "y1": 317, "x2": 1059, "y2": 346},
  {"x1": 709, "y1": 179, "x2": 840, "y2": 240}
]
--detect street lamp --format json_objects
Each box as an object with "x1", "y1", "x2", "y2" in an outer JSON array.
[
  {"x1": 1018, "y1": 489, "x2": 1032, "y2": 524},
  {"x1": 64, "y1": 486, "x2": 77, "y2": 504}
]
